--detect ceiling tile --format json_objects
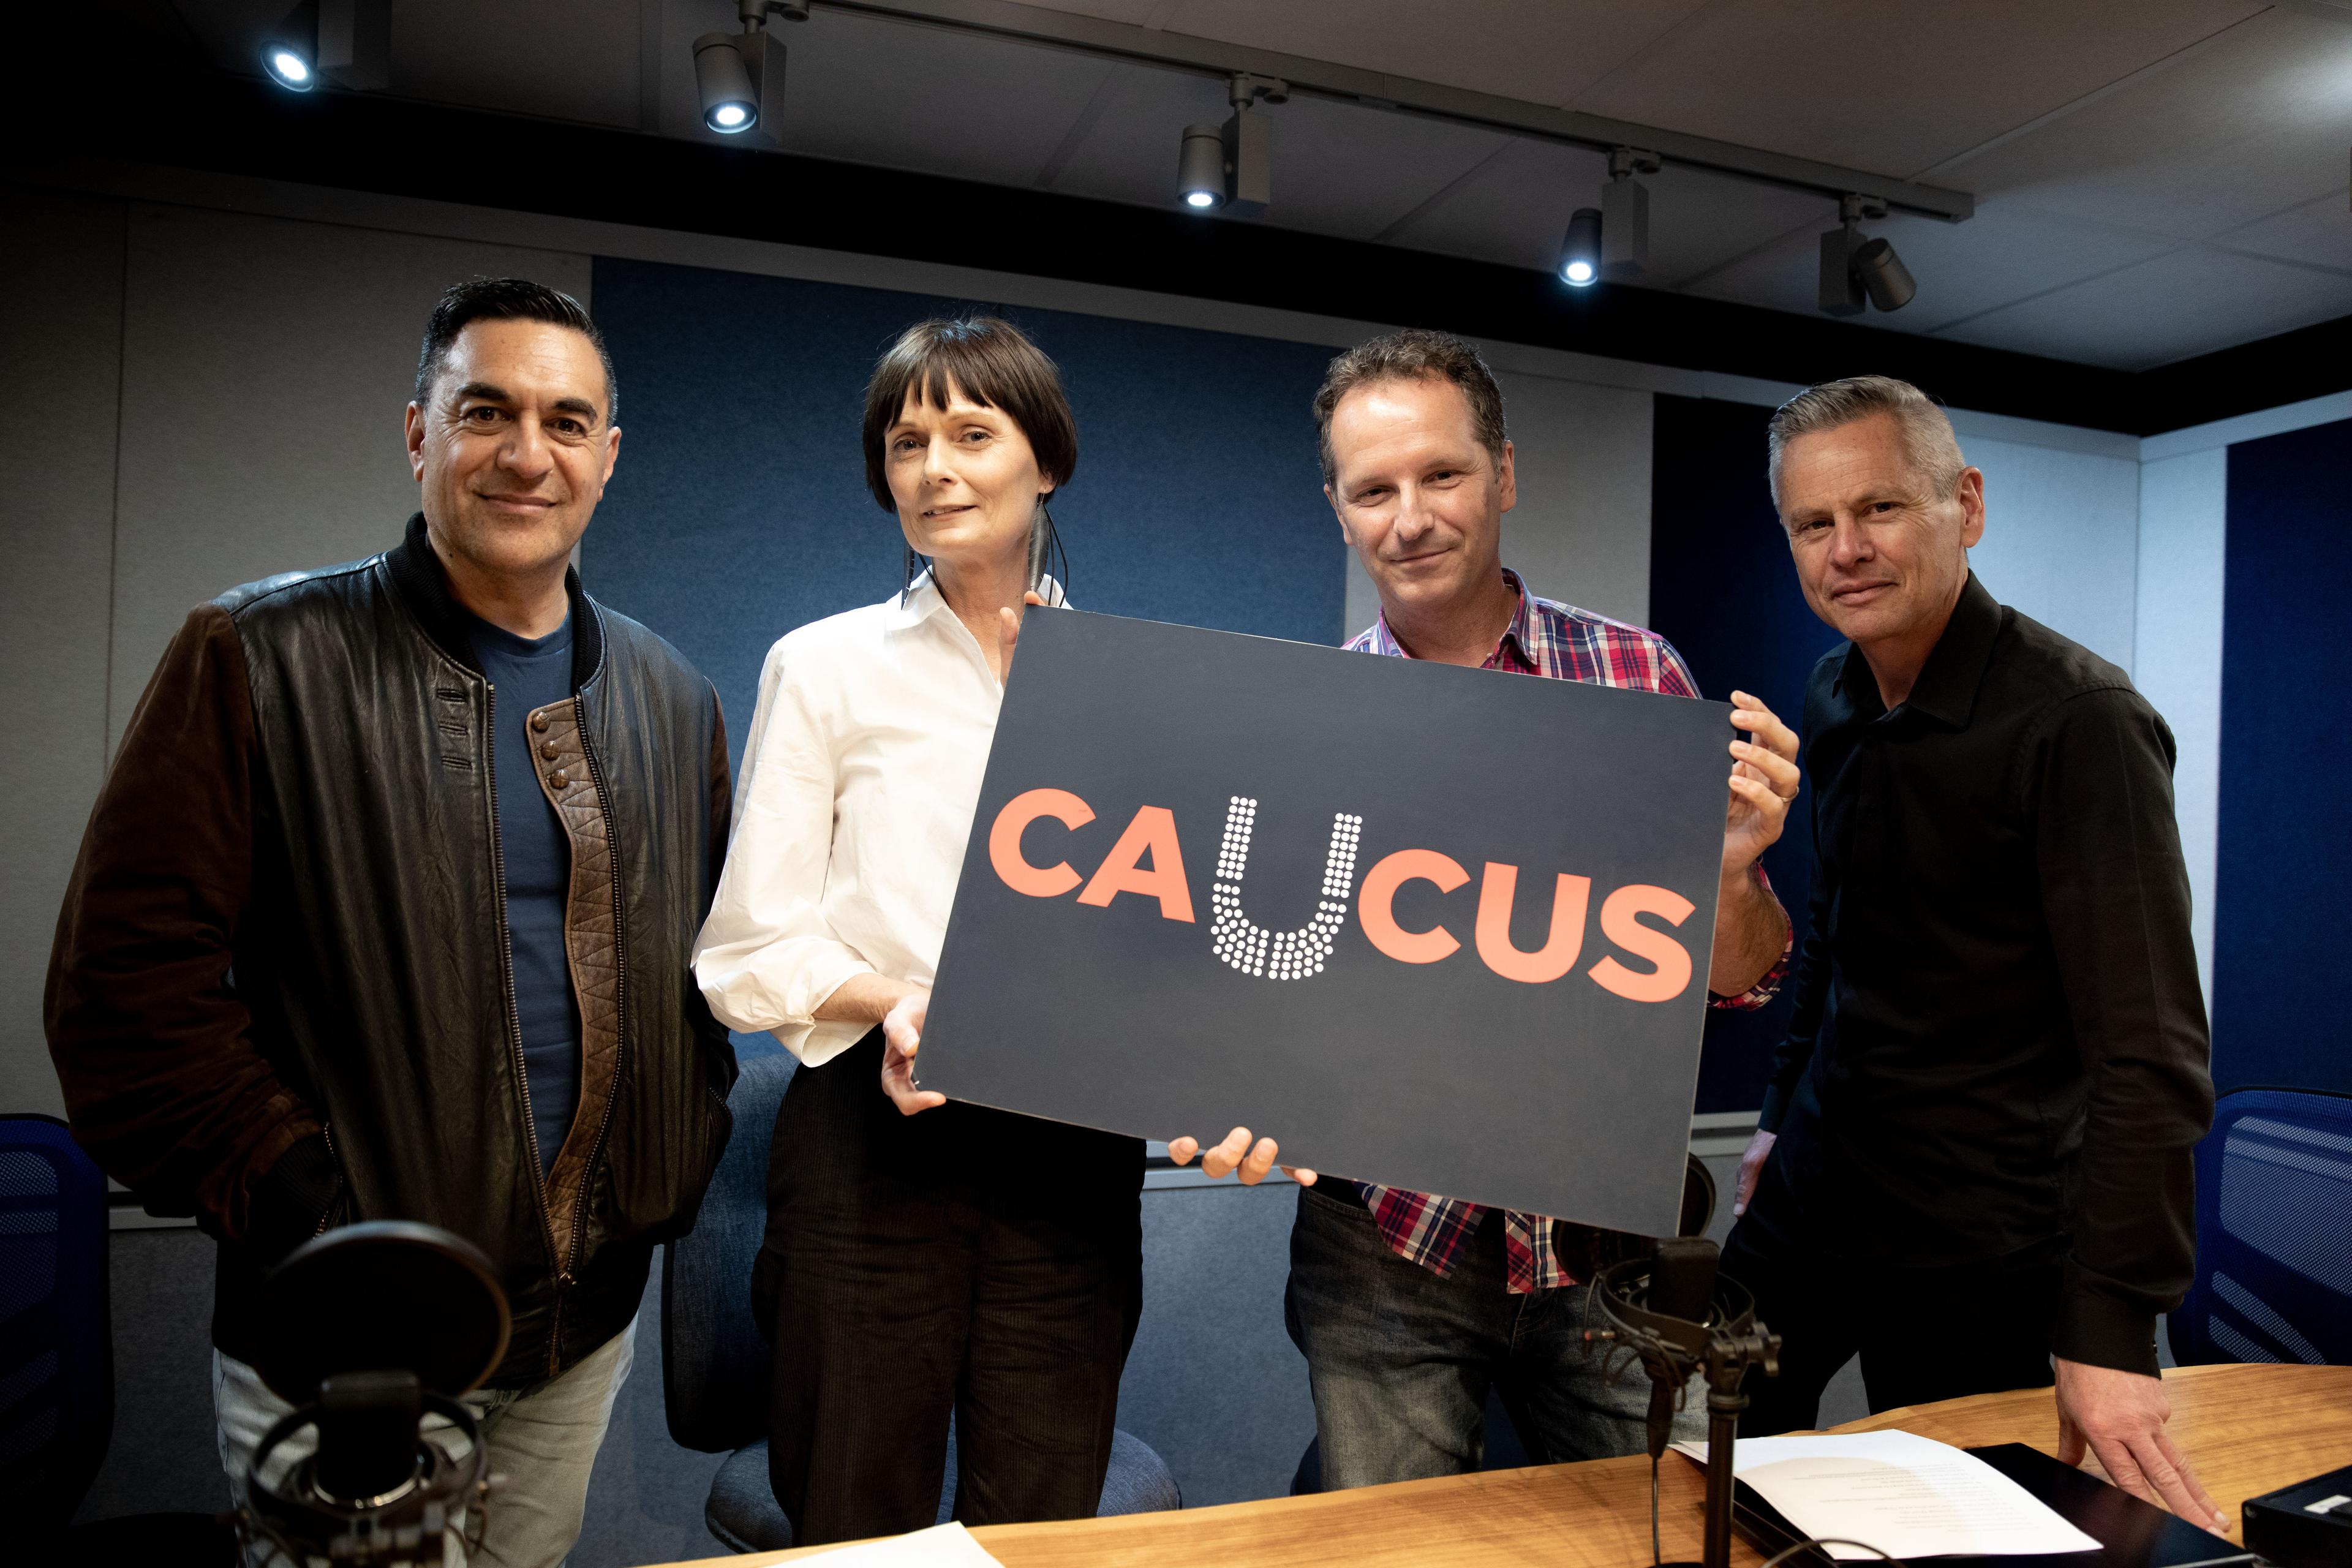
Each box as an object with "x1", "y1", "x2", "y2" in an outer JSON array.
[
  {"x1": 1573, "y1": 0, "x2": 2268, "y2": 178},
  {"x1": 388, "y1": 0, "x2": 643, "y2": 129},
  {"x1": 2215, "y1": 189, "x2": 2352, "y2": 272},
  {"x1": 657, "y1": 4, "x2": 1120, "y2": 187},
  {"x1": 1077, "y1": 0, "x2": 1721, "y2": 109},
  {"x1": 1930, "y1": 247, "x2": 2352, "y2": 369},
  {"x1": 1945, "y1": 8, "x2": 2352, "y2": 239}
]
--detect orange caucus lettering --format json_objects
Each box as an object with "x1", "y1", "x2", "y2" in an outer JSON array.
[
  {"x1": 1588, "y1": 884, "x2": 1696, "y2": 1003},
  {"x1": 1359, "y1": 848, "x2": 1470, "y2": 963},
  {"x1": 988, "y1": 788, "x2": 1095, "y2": 897},
  {"x1": 1077, "y1": 806, "x2": 1196, "y2": 923},
  {"x1": 1474, "y1": 863, "x2": 1593, "y2": 984}
]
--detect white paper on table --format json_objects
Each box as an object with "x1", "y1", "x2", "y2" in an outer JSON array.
[
  {"x1": 1670, "y1": 1430, "x2": 2103, "y2": 1559},
  {"x1": 804, "y1": 1521, "x2": 1007, "y2": 1566}
]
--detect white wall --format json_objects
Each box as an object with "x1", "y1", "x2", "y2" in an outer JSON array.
[
  {"x1": 2133, "y1": 450, "x2": 2227, "y2": 1005},
  {"x1": 0, "y1": 182, "x2": 588, "y2": 1116},
  {"x1": 1964, "y1": 438, "x2": 2142, "y2": 673}
]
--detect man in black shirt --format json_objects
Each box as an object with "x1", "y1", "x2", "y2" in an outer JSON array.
[{"x1": 1723, "y1": 376, "x2": 2221, "y2": 1529}]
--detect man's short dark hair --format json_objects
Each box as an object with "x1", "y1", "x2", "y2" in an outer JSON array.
[
  {"x1": 861, "y1": 316, "x2": 1079, "y2": 512},
  {"x1": 1312, "y1": 329, "x2": 1508, "y2": 487},
  {"x1": 413, "y1": 277, "x2": 617, "y2": 422}
]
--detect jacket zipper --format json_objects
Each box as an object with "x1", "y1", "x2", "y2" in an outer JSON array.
[
  {"x1": 484, "y1": 681, "x2": 564, "y2": 1374},
  {"x1": 313, "y1": 1122, "x2": 342, "y2": 1238},
  {"x1": 559, "y1": 687, "x2": 628, "y2": 1375}
]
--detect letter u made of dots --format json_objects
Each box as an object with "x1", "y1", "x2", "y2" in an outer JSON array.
[{"x1": 1208, "y1": 797, "x2": 1362, "y2": 981}]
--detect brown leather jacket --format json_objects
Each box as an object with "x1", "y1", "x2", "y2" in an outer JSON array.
[{"x1": 47, "y1": 514, "x2": 736, "y2": 1385}]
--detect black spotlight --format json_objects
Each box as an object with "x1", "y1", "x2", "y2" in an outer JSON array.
[
  {"x1": 1852, "y1": 236, "x2": 1918, "y2": 312},
  {"x1": 1557, "y1": 208, "x2": 1603, "y2": 288},
  {"x1": 1820, "y1": 194, "x2": 1917, "y2": 316},
  {"x1": 259, "y1": 1, "x2": 319, "y2": 91}
]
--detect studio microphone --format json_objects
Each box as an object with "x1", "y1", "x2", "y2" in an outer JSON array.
[
  {"x1": 1639, "y1": 1237, "x2": 1722, "y2": 1459},
  {"x1": 239, "y1": 1222, "x2": 513, "y2": 1567},
  {"x1": 1587, "y1": 1234, "x2": 1779, "y2": 1568}
]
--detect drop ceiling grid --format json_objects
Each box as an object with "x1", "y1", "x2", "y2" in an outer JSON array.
[{"x1": 157, "y1": 0, "x2": 2352, "y2": 368}]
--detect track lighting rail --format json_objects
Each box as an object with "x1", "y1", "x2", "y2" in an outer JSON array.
[{"x1": 814, "y1": 0, "x2": 1975, "y2": 222}]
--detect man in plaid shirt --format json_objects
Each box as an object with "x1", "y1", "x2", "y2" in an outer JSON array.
[{"x1": 1176, "y1": 330, "x2": 1797, "y2": 1488}]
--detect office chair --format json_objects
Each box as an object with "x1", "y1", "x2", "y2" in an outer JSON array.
[
  {"x1": 3, "y1": 1112, "x2": 235, "y2": 1564},
  {"x1": 2168, "y1": 1086, "x2": 2352, "y2": 1366},
  {"x1": 662, "y1": 1050, "x2": 1181, "y2": 1553}
]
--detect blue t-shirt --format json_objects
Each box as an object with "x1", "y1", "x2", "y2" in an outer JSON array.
[{"x1": 468, "y1": 611, "x2": 581, "y2": 1179}]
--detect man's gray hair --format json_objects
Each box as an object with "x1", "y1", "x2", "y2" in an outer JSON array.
[
  {"x1": 1766, "y1": 375, "x2": 1965, "y2": 507},
  {"x1": 1313, "y1": 329, "x2": 1508, "y2": 487}
]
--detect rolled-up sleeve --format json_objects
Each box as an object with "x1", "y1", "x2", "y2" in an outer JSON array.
[
  {"x1": 2034, "y1": 687, "x2": 2214, "y2": 1373},
  {"x1": 692, "y1": 636, "x2": 877, "y2": 1065}
]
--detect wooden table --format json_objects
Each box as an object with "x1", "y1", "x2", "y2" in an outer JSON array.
[{"x1": 641, "y1": 1363, "x2": 2352, "y2": 1568}]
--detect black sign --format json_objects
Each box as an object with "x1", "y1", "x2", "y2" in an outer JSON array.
[{"x1": 923, "y1": 608, "x2": 1731, "y2": 1234}]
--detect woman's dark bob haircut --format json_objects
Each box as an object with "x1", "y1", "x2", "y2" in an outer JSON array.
[{"x1": 861, "y1": 316, "x2": 1079, "y2": 512}]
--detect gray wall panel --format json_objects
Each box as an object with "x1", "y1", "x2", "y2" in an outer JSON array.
[
  {"x1": 108, "y1": 205, "x2": 590, "y2": 753},
  {"x1": 1, "y1": 186, "x2": 124, "y2": 1117}
]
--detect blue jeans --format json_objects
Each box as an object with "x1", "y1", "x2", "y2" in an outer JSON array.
[{"x1": 1284, "y1": 1183, "x2": 1703, "y2": 1490}]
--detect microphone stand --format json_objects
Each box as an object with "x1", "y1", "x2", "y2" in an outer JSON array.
[{"x1": 1586, "y1": 1248, "x2": 1781, "y2": 1568}]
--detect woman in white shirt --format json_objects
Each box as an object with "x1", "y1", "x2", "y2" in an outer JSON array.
[{"x1": 693, "y1": 317, "x2": 1151, "y2": 1547}]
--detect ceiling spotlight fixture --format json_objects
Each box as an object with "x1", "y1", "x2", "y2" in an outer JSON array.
[
  {"x1": 260, "y1": 1, "x2": 318, "y2": 91},
  {"x1": 1177, "y1": 124, "x2": 1226, "y2": 208},
  {"x1": 1556, "y1": 208, "x2": 1603, "y2": 287},
  {"x1": 1820, "y1": 194, "x2": 1917, "y2": 315},
  {"x1": 1175, "y1": 74, "x2": 1286, "y2": 216},
  {"x1": 1600, "y1": 145, "x2": 1660, "y2": 282},
  {"x1": 695, "y1": 0, "x2": 801, "y2": 139},
  {"x1": 258, "y1": 0, "x2": 388, "y2": 93}
]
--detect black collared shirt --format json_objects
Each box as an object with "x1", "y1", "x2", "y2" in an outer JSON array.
[{"x1": 1758, "y1": 573, "x2": 2214, "y2": 1374}]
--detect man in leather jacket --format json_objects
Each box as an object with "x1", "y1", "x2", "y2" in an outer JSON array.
[{"x1": 46, "y1": 279, "x2": 736, "y2": 1567}]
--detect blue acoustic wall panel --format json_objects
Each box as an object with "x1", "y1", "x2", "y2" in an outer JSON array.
[
  {"x1": 580, "y1": 257, "x2": 1343, "y2": 783},
  {"x1": 2214, "y1": 417, "x2": 2352, "y2": 1094},
  {"x1": 1646, "y1": 396, "x2": 1844, "y2": 1114}
]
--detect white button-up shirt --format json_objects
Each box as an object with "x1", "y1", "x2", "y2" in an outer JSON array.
[{"x1": 693, "y1": 571, "x2": 1061, "y2": 1065}]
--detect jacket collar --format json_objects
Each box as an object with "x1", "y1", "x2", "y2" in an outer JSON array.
[
  {"x1": 1834, "y1": 569, "x2": 2000, "y2": 728},
  {"x1": 386, "y1": 512, "x2": 605, "y2": 692}
]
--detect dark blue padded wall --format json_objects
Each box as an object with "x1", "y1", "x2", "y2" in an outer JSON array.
[
  {"x1": 2214, "y1": 417, "x2": 2352, "y2": 1094},
  {"x1": 1646, "y1": 396, "x2": 1843, "y2": 1114},
  {"x1": 580, "y1": 257, "x2": 1344, "y2": 780}
]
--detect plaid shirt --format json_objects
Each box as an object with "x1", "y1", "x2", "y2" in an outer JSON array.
[{"x1": 1348, "y1": 569, "x2": 1789, "y2": 1293}]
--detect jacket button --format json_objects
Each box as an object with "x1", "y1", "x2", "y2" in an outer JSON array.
[
  {"x1": 530, "y1": 712, "x2": 550, "y2": 733},
  {"x1": 540, "y1": 742, "x2": 559, "y2": 761},
  {"x1": 551, "y1": 770, "x2": 570, "y2": 788}
]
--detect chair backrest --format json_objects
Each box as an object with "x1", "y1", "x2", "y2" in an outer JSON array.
[
  {"x1": 2168, "y1": 1086, "x2": 2352, "y2": 1366},
  {"x1": 0, "y1": 1114, "x2": 113, "y2": 1535},
  {"x1": 662, "y1": 1050, "x2": 796, "y2": 1453}
]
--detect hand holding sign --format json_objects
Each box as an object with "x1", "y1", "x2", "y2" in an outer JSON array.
[{"x1": 1722, "y1": 688, "x2": 1801, "y2": 877}]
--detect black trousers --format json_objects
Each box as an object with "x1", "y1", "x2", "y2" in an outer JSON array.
[
  {"x1": 752, "y1": 1030, "x2": 1144, "y2": 1547},
  {"x1": 1721, "y1": 1150, "x2": 2064, "y2": 1435}
]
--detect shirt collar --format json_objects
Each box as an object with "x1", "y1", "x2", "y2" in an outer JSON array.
[
  {"x1": 884, "y1": 567, "x2": 1068, "y2": 631},
  {"x1": 1835, "y1": 570, "x2": 2001, "y2": 727},
  {"x1": 1369, "y1": 566, "x2": 1532, "y2": 665}
]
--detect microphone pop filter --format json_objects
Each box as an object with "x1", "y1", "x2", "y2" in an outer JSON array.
[{"x1": 251, "y1": 1221, "x2": 510, "y2": 1406}]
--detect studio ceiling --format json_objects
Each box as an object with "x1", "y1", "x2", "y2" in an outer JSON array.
[{"x1": 158, "y1": 0, "x2": 2352, "y2": 371}]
